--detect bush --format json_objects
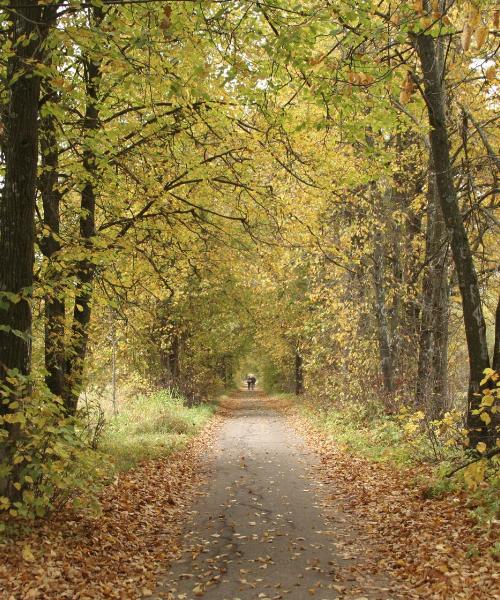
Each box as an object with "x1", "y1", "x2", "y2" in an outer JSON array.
[{"x1": 0, "y1": 372, "x2": 110, "y2": 527}]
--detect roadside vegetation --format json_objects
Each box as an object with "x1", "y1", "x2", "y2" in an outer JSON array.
[
  {"x1": 101, "y1": 390, "x2": 216, "y2": 471},
  {"x1": 296, "y1": 396, "x2": 499, "y2": 529}
]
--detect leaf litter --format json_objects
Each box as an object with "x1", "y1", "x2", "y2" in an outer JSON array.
[
  {"x1": 290, "y1": 412, "x2": 499, "y2": 600},
  {"x1": 0, "y1": 417, "x2": 222, "y2": 599}
]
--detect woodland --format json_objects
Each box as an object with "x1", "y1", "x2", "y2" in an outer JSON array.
[{"x1": 0, "y1": 0, "x2": 499, "y2": 597}]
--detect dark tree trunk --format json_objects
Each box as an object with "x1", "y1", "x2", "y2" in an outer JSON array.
[
  {"x1": 294, "y1": 349, "x2": 304, "y2": 395},
  {"x1": 431, "y1": 270, "x2": 449, "y2": 413},
  {"x1": 159, "y1": 332, "x2": 181, "y2": 387},
  {"x1": 63, "y1": 14, "x2": 103, "y2": 414},
  {"x1": 415, "y1": 32, "x2": 491, "y2": 445},
  {"x1": 224, "y1": 355, "x2": 233, "y2": 387},
  {"x1": 373, "y1": 229, "x2": 395, "y2": 394},
  {"x1": 168, "y1": 334, "x2": 181, "y2": 381},
  {"x1": 217, "y1": 353, "x2": 233, "y2": 387},
  {"x1": 0, "y1": 0, "x2": 43, "y2": 496},
  {"x1": 0, "y1": 0, "x2": 41, "y2": 382},
  {"x1": 415, "y1": 166, "x2": 449, "y2": 417},
  {"x1": 493, "y1": 293, "x2": 500, "y2": 372},
  {"x1": 39, "y1": 109, "x2": 66, "y2": 398}
]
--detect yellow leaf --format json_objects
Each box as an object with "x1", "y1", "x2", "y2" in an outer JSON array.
[
  {"x1": 390, "y1": 13, "x2": 400, "y2": 26},
  {"x1": 480, "y1": 368, "x2": 495, "y2": 385},
  {"x1": 479, "y1": 411, "x2": 491, "y2": 425},
  {"x1": 485, "y1": 64, "x2": 496, "y2": 81},
  {"x1": 476, "y1": 442, "x2": 487, "y2": 454},
  {"x1": 481, "y1": 395, "x2": 494, "y2": 407},
  {"x1": 22, "y1": 544, "x2": 35, "y2": 562},
  {"x1": 463, "y1": 460, "x2": 486, "y2": 490},
  {"x1": 420, "y1": 16, "x2": 433, "y2": 29},
  {"x1": 462, "y1": 23, "x2": 472, "y2": 52},
  {"x1": 475, "y1": 26, "x2": 489, "y2": 49}
]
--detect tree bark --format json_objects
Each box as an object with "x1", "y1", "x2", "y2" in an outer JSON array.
[
  {"x1": 0, "y1": 0, "x2": 44, "y2": 496},
  {"x1": 160, "y1": 333, "x2": 181, "y2": 387},
  {"x1": 294, "y1": 348, "x2": 304, "y2": 395},
  {"x1": 0, "y1": 0, "x2": 41, "y2": 382},
  {"x1": 414, "y1": 32, "x2": 491, "y2": 445},
  {"x1": 63, "y1": 12, "x2": 103, "y2": 414},
  {"x1": 415, "y1": 164, "x2": 449, "y2": 417},
  {"x1": 373, "y1": 229, "x2": 395, "y2": 394},
  {"x1": 493, "y1": 293, "x2": 500, "y2": 372},
  {"x1": 431, "y1": 269, "x2": 449, "y2": 413},
  {"x1": 39, "y1": 109, "x2": 66, "y2": 398}
]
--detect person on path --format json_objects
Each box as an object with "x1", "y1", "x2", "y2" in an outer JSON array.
[
  {"x1": 249, "y1": 375, "x2": 256, "y2": 390},
  {"x1": 246, "y1": 375, "x2": 252, "y2": 390}
]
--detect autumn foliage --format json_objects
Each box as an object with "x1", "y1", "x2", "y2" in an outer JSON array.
[{"x1": 0, "y1": 0, "x2": 499, "y2": 596}]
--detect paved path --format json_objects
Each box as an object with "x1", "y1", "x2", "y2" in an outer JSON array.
[{"x1": 154, "y1": 391, "x2": 395, "y2": 600}]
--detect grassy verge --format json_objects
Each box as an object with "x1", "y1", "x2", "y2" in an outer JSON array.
[
  {"x1": 100, "y1": 389, "x2": 216, "y2": 471},
  {"x1": 299, "y1": 404, "x2": 420, "y2": 466}
]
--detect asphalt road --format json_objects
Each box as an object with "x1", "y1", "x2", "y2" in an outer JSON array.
[{"x1": 154, "y1": 391, "x2": 395, "y2": 600}]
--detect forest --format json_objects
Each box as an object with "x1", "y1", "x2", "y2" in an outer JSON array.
[{"x1": 0, "y1": 0, "x2": 499, "y2": 598}]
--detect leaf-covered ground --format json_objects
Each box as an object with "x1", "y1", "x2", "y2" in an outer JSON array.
[
  {"x1": 0, "y1": 417, "x2": 221, "y2": 600},
  {"x1": 1, "y1": 399, "x2": 498, "y2": 600},
  {"x1": 291, "y1": 413, "x2": 500, "y2": 600}
]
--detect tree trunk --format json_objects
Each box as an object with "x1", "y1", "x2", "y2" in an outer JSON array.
[
  {"x1": 63, "y1": 17, "x2": 103, "y2": 414},
  {"x1": 431, "y1": 269, "x2": 449, "y2": 414},
  {"x1": 0, "y1": 0, "x2": 41, "y2": 382},
  {"x1": 373, "y1": 229, "x2": 395, "y2": 394},
  {"x1": 168, "y1": 333, "x2": 181, "y2": 381},
  {"x1": 294, "y1": 348, "x2": 304, "y2": 395},
  {"x1": 415, "y1": 165, "x2": 449, "y2": 417},
  {"x1": 493, "y1": 293, "x2": 500, "y2": 372},
  {"x1": 39, "y1": 109, "x2": 66, "y2": 398},
  {"x1": 111, "y1": 326, "x2": 117, "y2": 415},
  {"x1": 414, "y1": 32, "x2": 491, "y2": 445},
  {"x1": 0, "y1": 0, "x2": 44, "y2": 497}
]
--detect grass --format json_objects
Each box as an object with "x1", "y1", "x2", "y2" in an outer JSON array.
[
  {"x1": 100, "y1": 389, "x2": 216, "y2": 471},
  {"x1": 299, "y1": 404, "x2": 417, "y2": 466}
]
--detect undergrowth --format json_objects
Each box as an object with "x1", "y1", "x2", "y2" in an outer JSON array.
[
  {"x1": 100, "y1": 389, "x2": 215, "y2": 471},
  {"x1": 298, "y1": 402, "x2": 426, "y2": 466},
  {"x1": 298, "y1": 398, "x2": 500, "y2": 528},
  {"x1": 0, "y1": 381, "x2": 215, "y2": 534}
]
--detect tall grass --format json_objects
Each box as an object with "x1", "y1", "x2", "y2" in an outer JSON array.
[{"x1": 100, "y1": 389, "x2": 215, "y2": 471}]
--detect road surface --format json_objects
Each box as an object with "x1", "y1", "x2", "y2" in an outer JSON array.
[{"x1": 153, "y1": 391, "x2": 397, "y2": 600}]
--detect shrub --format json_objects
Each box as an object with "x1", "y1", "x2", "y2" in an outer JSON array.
[{"x1": 0, "y1": 372, "x2": 110, "y2": 527}]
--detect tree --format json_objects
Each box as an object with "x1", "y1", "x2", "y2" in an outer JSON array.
[
  {"x1": 413, "y1": 15, "x2": 491, "y2": 445},
  {"x1": 0, "y1": 0, "x2": 57, "y2": 496}
]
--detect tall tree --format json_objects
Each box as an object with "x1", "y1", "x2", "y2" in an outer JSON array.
[
  {"x1": 414, "y1": 27, "x2": 491, "y2": 445},
  {"x1": 0, "y1": 1, "x2": 57, "y2": 496}
]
